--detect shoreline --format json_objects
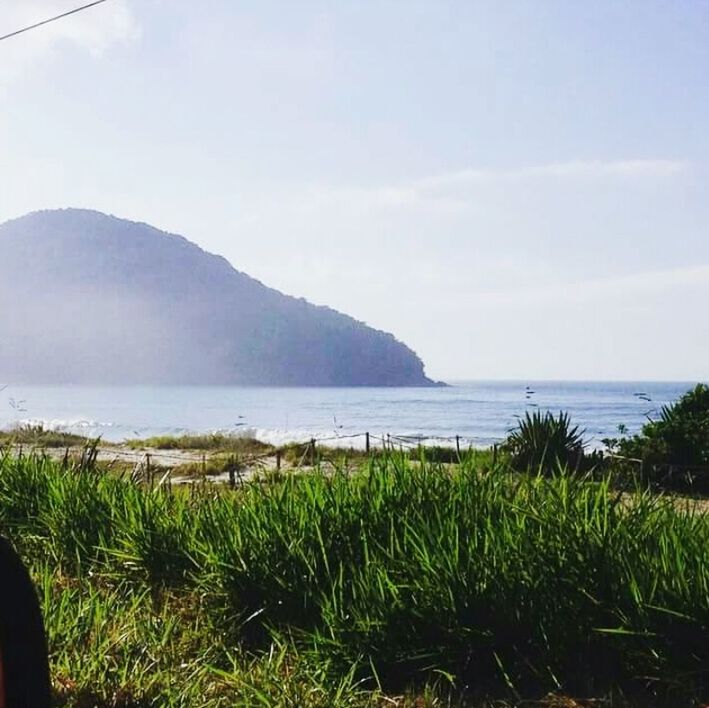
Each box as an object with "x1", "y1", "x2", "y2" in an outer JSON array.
[{"x1": 0, "y1": 381, "x2": 692, "y2": 450}]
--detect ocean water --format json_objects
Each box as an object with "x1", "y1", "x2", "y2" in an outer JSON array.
[{"x1": 0, "y1": 381, "x2": 697, "y2": 450}]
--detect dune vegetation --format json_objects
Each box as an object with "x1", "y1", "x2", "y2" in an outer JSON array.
[
  {"x1": 0, "y1": 424, "x2": 91, "y2": 449},
  {"x1": 0, "y1": 443, "x2": 707, "y2": 707}
]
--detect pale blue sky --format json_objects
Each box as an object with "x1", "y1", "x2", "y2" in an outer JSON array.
[{"x1": 1, "y1": 0, "x2": 708, "y2": 381}]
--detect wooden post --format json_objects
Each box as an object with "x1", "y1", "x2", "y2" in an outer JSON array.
[
  {"x1": 146, "y1": 453, "x2": 152, "y2": 486},
  {"x1": 386, "y1": 433, "x2": 391, "y2": 451},
  {"x1": 228, "y1": 467, "x2": 236, "y2": 489},
  {"x1": 276, "y1": 449, "x2": 282, "y2": 471},
  {"x1": 456, "y1": 435, "x2": 461, "y2": 458},
  {"x1": 492, "y1": 444, "x2": 498, "y2": 466},
  {"x1": 310, "y1": 438, "x2": 316, "y2": 466},
  {"x1": 365, "y1": 432, "x2": 370, "y2": 454}
]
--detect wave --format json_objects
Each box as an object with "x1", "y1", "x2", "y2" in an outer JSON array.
[
  {"x1": 3, "y1": 418, "x2": 116, "y2": 433},
  {"x1": 0, "y1": 418, "x2": 609, "y2": 451}
]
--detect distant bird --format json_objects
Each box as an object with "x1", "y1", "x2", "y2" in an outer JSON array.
[{"x1": 8, "y1": 398, "x2": 27, "y2": 413}]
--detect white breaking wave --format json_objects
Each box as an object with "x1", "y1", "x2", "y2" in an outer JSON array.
[
  {"x1": 4, "y1": 418, "x2": 116, "y2": 433},
  {"x1": 0, "y1": 419, "x2": 507, "y2": 449}
]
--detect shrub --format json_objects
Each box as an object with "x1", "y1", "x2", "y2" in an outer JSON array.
[
  {"x1": 505, "y1": 410, "x2": 585, "y2": 472},
  {"x1": 613, "y1": 384, "x2": 709, "y2": 467}
]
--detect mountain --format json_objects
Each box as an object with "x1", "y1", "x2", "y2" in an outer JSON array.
[{"x1": 0, "y1": 209, "x2": 440, "y2": 386}]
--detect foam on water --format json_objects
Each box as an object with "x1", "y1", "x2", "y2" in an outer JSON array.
[{"x1": 9, "y1": 418, "x2": 115, "y2": 432}]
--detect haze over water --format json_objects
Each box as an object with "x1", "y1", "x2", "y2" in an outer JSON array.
[{"x1": 0, "y1": 381, "x2": 696, "y2": 450}]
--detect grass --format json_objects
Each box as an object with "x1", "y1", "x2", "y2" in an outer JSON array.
[
  {"x1": 43, "y1": 572, "x2": 379, "y2": 708},
  {"x1": 0, "y1": 424, "x2": 92, "y2": 449},
  {"x1": 171, "y1": 454, "x2": 252, "y2": 480},
  {"x1": 131, "y1": 435, "x2": 380, "y2": 468},
  {"x1": 0, "y1": 450, "x2": 707, "y2": 706},
  {"x1": 1, "y1": 427, "x2": 494, "y2": 473},
  {"x1": 126, "y1": 433, "x2": 273, "y2": 456}
]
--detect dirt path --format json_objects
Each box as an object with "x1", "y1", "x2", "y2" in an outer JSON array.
[
  {"x1": 11, "y1": 444, "x2": 206, "y2": 467},
  {"x1": 9, "y1": 443, "x2": 286, "y2": 484}
]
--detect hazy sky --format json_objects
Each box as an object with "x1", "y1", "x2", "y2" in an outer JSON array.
[{"x1": 1, "y1": 0, "x2": 708, "y2": 382}]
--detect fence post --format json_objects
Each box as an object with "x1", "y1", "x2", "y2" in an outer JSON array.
[
  {"x1": 365, "y1": 432, "x2": 370, "y2": 454},
  {"x1": 276, "y1": 449, "x2": 282, "y2": 471},
  {"x1": 310, "y1": 438, "x2": 316, "y2": 466},
  {"x1": 492, "y1": 444, "x2": 498, "y2": 466},
  {"x1": 456, "y1": 435, "x2": 461, "y2": 458}
]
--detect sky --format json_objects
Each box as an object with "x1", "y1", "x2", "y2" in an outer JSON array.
[{"x1": 1, "y1": 0, "x2": 708, "y2": 382}]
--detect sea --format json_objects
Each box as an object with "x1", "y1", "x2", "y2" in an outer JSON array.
[{"x1": 0, "y1": 381, "x2": 698, "y2": 451}]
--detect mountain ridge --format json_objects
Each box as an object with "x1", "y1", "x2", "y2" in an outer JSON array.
[{"x1": 0, "y1": 209, "x2": 442, "y2": 387}]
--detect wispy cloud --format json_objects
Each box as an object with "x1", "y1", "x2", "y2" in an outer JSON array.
[
  {"x1": 290, "y1": 158, "x2": 689, "y2": 215},
  {"x1": 417, "y1": 159, "x2": 688, "y2": 190},
  {"x1": 0, "y1": 0, "x2": 139, "y2": 88},
  {"x1": 470, "y1": 263, "x2": 709, "y2": 308}
]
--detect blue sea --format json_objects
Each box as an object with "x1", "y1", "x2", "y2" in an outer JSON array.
[{"x1": 0, "y1": 381, "x2": 698, "y2": 450}]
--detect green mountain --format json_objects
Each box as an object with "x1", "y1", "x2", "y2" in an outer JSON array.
[{"x1": 0, "y1": 209, "x2": 440, "y2": 386}]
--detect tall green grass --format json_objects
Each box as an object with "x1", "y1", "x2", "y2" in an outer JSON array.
[
  {"x1": 40, "y1": 569, "x2": 376, "y2": 707},
  {"x1": 0, "y1": 450, "x2": 707, "y2": 705}
]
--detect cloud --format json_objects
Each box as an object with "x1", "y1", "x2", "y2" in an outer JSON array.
[
  {"x1": 417, "y1": 159, "x2": 688, "y2": 189},
  {"x1": 0, "y1": 0, "x2": 139, "y2": 88},
  {"x1": 469, "y1": 263, "x2": 709, "y2": 308},
  {"x1": 287, "y1": 158, "x2": 689, "y2": 216}
]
